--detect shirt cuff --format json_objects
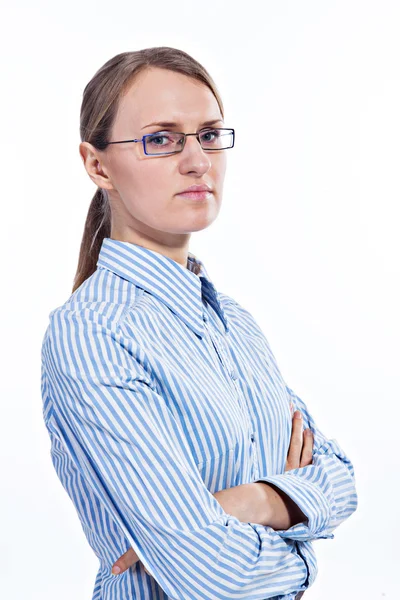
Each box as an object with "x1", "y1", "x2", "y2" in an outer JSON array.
[{"x1": 255, "y1": 472, "x2": 335, "y2": 541}]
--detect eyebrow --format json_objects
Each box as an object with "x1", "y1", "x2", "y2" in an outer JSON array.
[{"x1": 141, "y1": 119, "x2": 224, "y2": 130}]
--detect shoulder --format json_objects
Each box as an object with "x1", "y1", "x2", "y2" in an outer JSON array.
[
  {"x1": 47, "y1": 268, "x2": 144, "y2": 331},
  {"x1": 217, "y1": 291, "x2": 263, "y2": 335},
  {"x1": 41, "y1": 269, "x2": 146, "y2": 367},
  {"x1": 217, "y1": 290, "x2": 281, "y2": 369},
  {"x1": 42, "y1": 287, "x2": 153, "y2": 388},
  {"x1": 217, "y1": 290, "x2": 246, "y2": 313}
]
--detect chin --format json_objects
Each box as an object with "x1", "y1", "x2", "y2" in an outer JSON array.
[{"x1": 191, "y1": 214, "x2": 218, "y2": 232}]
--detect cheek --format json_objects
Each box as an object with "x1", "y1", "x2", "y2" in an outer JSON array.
[
  {"x1": 116, "y1": 156, "x2": 170, "y2": 198},
  {"x1": 212, "y1": 155, "x2": 227, "y2": 183}
]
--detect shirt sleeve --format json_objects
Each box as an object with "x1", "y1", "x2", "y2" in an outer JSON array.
[
  {"x1": 255, "y1": 385, "x2": 358, "y2": 543},
  {"x1": 42, "y1": 308, "x2": 310, "y2": 600}
]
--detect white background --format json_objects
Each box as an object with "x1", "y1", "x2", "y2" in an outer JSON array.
[{"x1": 1, "y1": 1, "x2": 398, "y2": 598}]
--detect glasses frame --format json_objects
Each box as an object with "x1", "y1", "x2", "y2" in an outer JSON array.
[{"x1": 104, "y1": 127, "x2": 235, "y2": 155}]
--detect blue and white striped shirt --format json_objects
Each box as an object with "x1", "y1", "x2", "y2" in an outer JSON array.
[{"x1": 40, "y1": 237, "x2": 358, "y2": 600}]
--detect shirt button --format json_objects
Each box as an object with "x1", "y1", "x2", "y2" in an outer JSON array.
[
  {"x1": 231, "y1": 368, "x2": 238, "y2": 380},
  {"x1": 250, "y1": 433, "x2": 255, "y2": 442}
]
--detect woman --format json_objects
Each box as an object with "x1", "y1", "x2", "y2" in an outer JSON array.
[{"x1": 40, "y1": 46, "x2": 358, "y2": 600}]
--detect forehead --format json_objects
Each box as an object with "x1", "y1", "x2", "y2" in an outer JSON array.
[{"x1": 115, "y1": 67, "x2": 221, "y2": 128}]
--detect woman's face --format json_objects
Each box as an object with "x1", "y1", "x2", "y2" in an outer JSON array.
[{"x1": 81, "y1": 67, "x2": 228, "y2": 251}]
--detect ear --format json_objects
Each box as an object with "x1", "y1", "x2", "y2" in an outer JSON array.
[{"x1": 79, "y1": 141, "x2": 114, "y2": 190}]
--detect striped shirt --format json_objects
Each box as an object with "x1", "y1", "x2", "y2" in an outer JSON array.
[{"x1": 40, "y1": 237, "x2": 358, "y2": 600}]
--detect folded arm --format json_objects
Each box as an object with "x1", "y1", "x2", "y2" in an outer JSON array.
[
  {"x1": 213, "y1": 475, "x2": 310, "y2": 531},
  {"x1": 222, "y1": 294, "x2": 358, "y2": 544},
  {"x1": 42, "y1": 308, "x2": 311, "y2": 600}
]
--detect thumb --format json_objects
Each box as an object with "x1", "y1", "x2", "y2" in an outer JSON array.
[{"x1": 111, "y1": 547, "x2": 140, "y2": 575}]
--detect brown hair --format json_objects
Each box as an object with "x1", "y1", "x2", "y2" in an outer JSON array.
[{"x1": 72, "y1": 46, "x2": 224, "y2": 293}]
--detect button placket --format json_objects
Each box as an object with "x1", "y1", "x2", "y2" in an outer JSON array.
[
  {"x1": 203, "y1": 304, "x2": 257, "y2": 472},
  {"x1": 209, "y1": 322, "x2": 255, "y2": 441}
]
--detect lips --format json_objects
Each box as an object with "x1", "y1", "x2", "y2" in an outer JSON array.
[{"x1": 178, "y1": 184, "x2": 212, "y2": 194}]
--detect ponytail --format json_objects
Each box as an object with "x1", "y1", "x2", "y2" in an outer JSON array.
[{"x1": 72, "y1": 188, "x2": 111, "y2": 293}]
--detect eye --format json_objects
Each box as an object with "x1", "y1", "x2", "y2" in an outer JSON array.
[
  {"x1": 199, "y1": 129, "x2": 220, "y2": 143},
  {"x1": 147, "y1": 133, "x2": 174, "y2": 146}
]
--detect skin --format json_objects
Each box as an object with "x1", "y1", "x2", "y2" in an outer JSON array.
[
  {"x1": 79, "y1": 66, "x2": 227, "y2": 265},
  {"x1": 79, "y1": 67, "x2": 313, "y2": 583}
]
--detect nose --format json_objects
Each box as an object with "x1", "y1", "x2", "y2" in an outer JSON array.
[{"x1": 178, "y1": 134, "x2": 212, "y2": 175}]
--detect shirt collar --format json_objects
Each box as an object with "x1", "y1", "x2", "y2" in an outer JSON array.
[{"x1": 96, "y1": 237, "x2": 229, "y2": 337}]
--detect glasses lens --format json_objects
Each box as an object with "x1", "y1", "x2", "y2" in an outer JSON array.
[
  {"x1": 199, "y1": 128, "x2": 234, "y2": 150},
  {"x1": 144, "y1": 132, "x2": 184, "y2": 155}
]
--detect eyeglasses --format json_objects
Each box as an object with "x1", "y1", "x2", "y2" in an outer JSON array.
[{"x1": 104, "y1": 127, "x2": 235, "y2": 155}]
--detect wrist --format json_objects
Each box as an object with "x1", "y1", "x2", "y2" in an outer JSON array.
[{"x1": 256, "y1": 482, "x2": 308, "y2": 530}]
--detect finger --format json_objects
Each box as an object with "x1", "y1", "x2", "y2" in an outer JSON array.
[
  {"x1": 286, "y1": 411, "x2": 303, "y2": 468},
  {"x1": 285, "y1": 411, "x2": 304, "y2": 470},
  {"x1": 299, "y1": 428, "x2": 314, "y2": 468},
  {"x1": 111, "y1": 547, "x2": 140, "y2": 575}
]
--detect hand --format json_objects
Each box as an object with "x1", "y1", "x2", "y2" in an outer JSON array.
[
  {"x1": 110, "y1": 546, "x2": 149, "y2": 577},
  {"x1": 285, "y1": 410, "x2": 314, "y2": 471}
]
